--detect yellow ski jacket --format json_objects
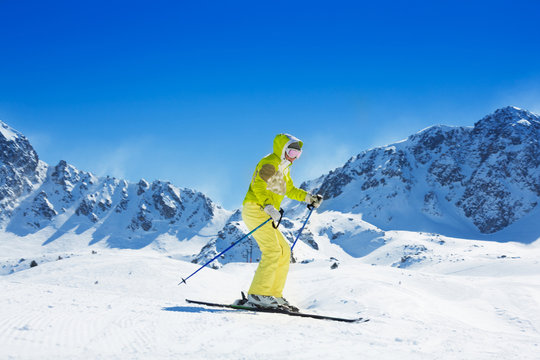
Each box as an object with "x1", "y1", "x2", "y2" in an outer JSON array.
[{"x1": 243, "y1": 133, "x2": 308, "y2": 209}]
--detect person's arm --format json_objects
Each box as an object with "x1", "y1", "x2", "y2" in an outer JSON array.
[{"x1": 285, "y1": 171, "x2": 308, "y2": 202}]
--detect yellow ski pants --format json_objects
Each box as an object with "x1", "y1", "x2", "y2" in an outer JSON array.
[{"x1": 242, "y1": 202, "x2": 291, "y2": 297}]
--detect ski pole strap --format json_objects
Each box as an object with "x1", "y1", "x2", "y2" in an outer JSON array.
[
  {"x1": 179, "y1": 217, "x2": 272, "y2": 285},
  {"x1": 272, "y1": 208, "x2": 285, "y2": 229},
  {"x1": 290, "y1": 207, "x2": 314, "y2": 251}
]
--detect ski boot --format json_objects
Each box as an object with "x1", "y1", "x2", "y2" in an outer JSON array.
[{"x1": 275, "y1": 297, "x2": 300, "y2": 312}]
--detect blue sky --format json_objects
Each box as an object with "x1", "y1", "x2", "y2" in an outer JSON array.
[{"x1": 1, "y1": 0, "x2": 540, "y2": 209}]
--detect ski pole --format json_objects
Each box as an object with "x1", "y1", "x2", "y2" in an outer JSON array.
[
  {"x1": 290, "y1": 205, "x2": 314, "y2": 251},
  {"x1": 179, "y1": 217, "x2": 272, "y2": 285}
]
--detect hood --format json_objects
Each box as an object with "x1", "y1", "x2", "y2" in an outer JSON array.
[{"x1": 273, "y1": 133, "x2": 303, "y2": 160}]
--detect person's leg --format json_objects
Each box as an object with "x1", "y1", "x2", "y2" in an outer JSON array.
[
  {"x1": 242, "y1": 203, "x2": 282, "y2": 296},
  {"x1": 270, "y1": 231, "x2": 291, "y2": 298}
]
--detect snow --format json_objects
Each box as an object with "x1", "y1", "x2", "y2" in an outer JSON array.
[
  {"x1": 0, "y1": 121, "x2": 19, "y2": 141},
  {"x1": 517, "y1": 119, "x2": 532, "y2": 126},
  {"x1": 1, "y1": 231, "x2": 539, "y2": 359},
  {"x1": 1, "y1": 107, "x2": 540, "y2": 358}
]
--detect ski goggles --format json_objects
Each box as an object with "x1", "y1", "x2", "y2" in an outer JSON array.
[{"x1": 286, "y1": 147, "x2": 302, "y2": 159}]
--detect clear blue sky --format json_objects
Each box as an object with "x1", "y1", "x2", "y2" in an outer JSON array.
[{"x1": 1, "y1": 0, "x2": 539, "y2": 209}]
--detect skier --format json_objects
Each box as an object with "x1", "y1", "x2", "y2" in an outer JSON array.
[{"x1": 238, "y1": 133, "x2": 323, "y2": 311}]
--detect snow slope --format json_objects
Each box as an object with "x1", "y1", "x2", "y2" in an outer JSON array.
[{"x1": 1, "y1": 236, "x2": 539, "y2": 359}]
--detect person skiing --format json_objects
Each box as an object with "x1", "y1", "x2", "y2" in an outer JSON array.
[{"x1": 239, "y1": 133, "x2": 323, "y2": 311}]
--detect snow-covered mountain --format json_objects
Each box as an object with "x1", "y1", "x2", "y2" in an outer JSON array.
[
  {"x1": 1, "y1": 106, "x2": 540, "y2": 267},
  {"x1": 0, "y1": 120, "x2": 232, "y2": 252},
  {"x1": 299, "y1": 106, "x2": 540, "y2": 241}
]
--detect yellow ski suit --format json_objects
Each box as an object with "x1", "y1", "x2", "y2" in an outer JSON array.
[{"x1": 242, "y1": 134, "x2": 308, "y2": 297}]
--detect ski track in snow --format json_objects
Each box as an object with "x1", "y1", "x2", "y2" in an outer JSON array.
[{"x1": 0, "y1": 247, "x2": 539, "y2": 359}]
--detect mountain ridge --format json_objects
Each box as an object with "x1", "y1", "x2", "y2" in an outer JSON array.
[
  {"x1": 1, "y1": 106, "x2": 539, "y2": 266},
  {"x1": 0, "y1": 120, "x2": 231, "y2": 251}
]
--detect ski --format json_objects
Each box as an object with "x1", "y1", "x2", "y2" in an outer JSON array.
[{"x1": 185, "y1": 299, "x2": 369, "y2": 323}]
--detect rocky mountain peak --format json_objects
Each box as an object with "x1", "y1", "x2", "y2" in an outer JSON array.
[
  {"x1": 300, "y1": 106, "x2": 540, "y2": 237},
  {"x1": 474, "y1": 106, "x2": 540, "y2": 133},
  {"x1": 0, "y1": 121, "x2": 39, "y2": 171},
  {"x1": 0, "y1": 120, "x2": 45, "y2": 220},
  {"x1": 0, "y1": 120, "x2": 21, "y2": 141}
]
